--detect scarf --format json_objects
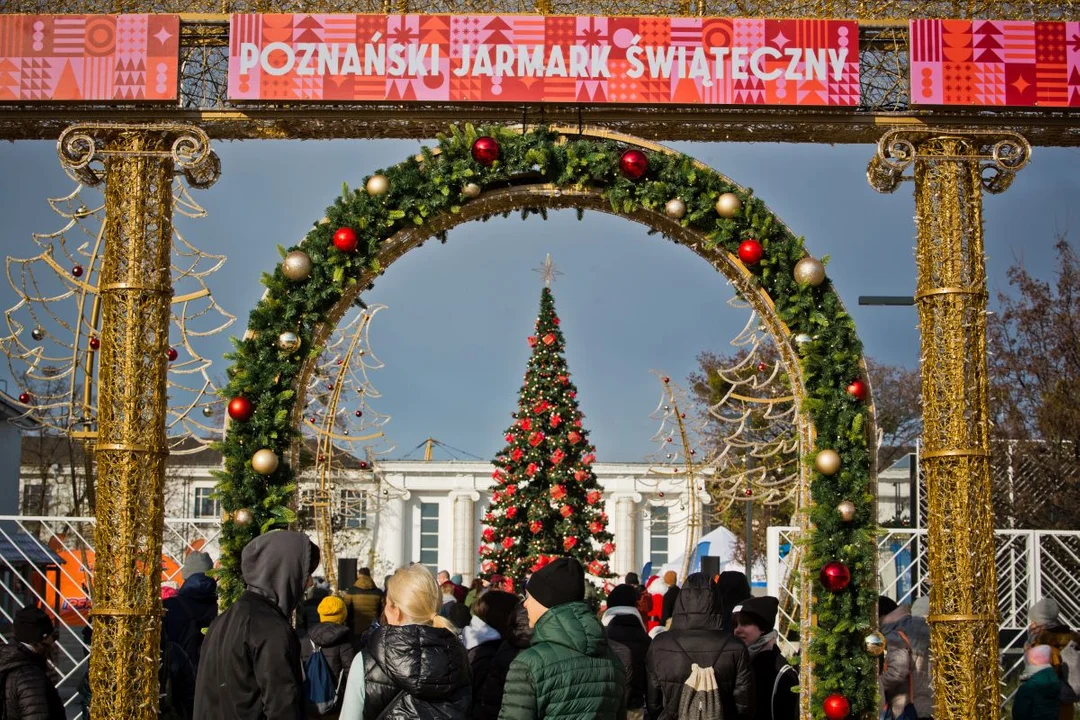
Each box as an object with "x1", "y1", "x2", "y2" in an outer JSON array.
[
  {"x1": 746, "y1": 629, "x2": 779, "y2": 658},
  {"x1": 462, "y1": 615, "x2": 501, "y2": 650},
  {"x1": 602, "y1": 605, "x2": 646, "y2": 630}
]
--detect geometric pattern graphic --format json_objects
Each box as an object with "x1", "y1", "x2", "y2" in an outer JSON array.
[
  {"x1": 0, "y1": 14, "x2": 179, "y2": 102},
  {"x1": 911, "y1": 19, "x2": 1080, "y2": 107},
  {"x1": 228, "y1": 14, "x2": 860, "y2": 107}
]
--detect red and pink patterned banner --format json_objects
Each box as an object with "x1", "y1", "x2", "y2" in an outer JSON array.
[
  {"x1": 0, "y1": 15, "x2": 179, "y2": 102},
  {"x1": 910, "y1": 19, "x2": 1080, "y2": 107},
  {"x1": 228, "y1": 14, "x2": 859, "y2": 106}
]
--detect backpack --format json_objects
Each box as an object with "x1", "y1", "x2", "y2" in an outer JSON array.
[
  {"x1": 678, "y1": 663, "x2": 724, "y2": 720},
  {"x1": 771, "y1": 657, "x2": 798, "y2": 720},
  {"x1": 303, "y1": 641, "x2": 342, "y2": 715},
  {"x1": 880, "y1": 631, "x2": 919, "y2": 720},
  {"x1": 1058, "y1": 638, "x2": 1080, "y2": 703}
]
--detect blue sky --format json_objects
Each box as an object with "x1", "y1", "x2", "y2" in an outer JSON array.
[{"x1": 1, "y1": 138, "x2": 1076, "y2": 461}]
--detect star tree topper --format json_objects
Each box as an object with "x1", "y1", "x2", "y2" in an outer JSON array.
[{"x1": 534, "y1": 254, "x2": 563, "y2": 287}]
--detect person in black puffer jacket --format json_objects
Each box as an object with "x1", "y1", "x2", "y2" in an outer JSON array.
[
  {"x1": 338, "y1": 564, "x2": 471, "y2": 719},
  {"x1": 645, "y1": 573, "x2": 755, "y2": 720},
  {"x1": 475, "y1": 597, "x2": 532, "y2": 720},
  {"x1": 463, "y1": 590, "x2": 518, "y2": 717},
  {"x1": 0, "y1": 606, "x2": 66, "y2": 720},
  {"x1": 602, "y1": 584, "x2": 651, "y2": 718}
]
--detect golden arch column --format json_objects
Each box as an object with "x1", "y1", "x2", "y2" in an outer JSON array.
[
  {"x1": 57, "y1": 124, "x2": 219, "y2": 720},
  {"x1": 868, "y1": 128, "x2": 1030, "y2": 720}
]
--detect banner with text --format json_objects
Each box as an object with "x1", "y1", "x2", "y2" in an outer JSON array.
[
  {"x1": 228, "y1": 15, "x2": 860, "y2": 106},
  {"x1": 910, "y1": 19, "x2": 1080, "y2": 107},
  {"x1": 0, "y1": 14, "x2": 179, "y2": 102}
]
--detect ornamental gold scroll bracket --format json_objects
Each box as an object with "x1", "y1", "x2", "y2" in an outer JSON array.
[
  {"x1": 866, "y1": 127, "x2": 1031, "y2": 195},
  {"x1": 57, "y1": 122, "x2": 221, "y2": 189}
]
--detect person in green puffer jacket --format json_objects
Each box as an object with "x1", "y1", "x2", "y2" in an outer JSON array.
[
  {"x1": 1013, "y1": 645, "x2": 1063, "y2": 720},
  {"x1": 499, "y1": 557, "x2": 626, "y2": 720}
]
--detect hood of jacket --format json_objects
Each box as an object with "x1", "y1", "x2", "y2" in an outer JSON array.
[
  {"x1": 532, "y1": 601, "x2": 609, "y2": 657},
  {"x1": 602, "y1": 605, "x2": 646, "y2": 630},
  {"x1": 241, "y1": 530, "x2": 318, "y2": 616},
  {"x1": 881, "y1": 607, "x2": 931, "y2": 649},
  {"x1": 179, "y1": 572, "x2": 217, "y2": 602},
  {"x1": 504, "y1": 600, "x2": 533, "y2": 650},
  {"x1": 0, "y1": 643, "x2": 42, "y2": 674},
  {"x1": 309, "y1": 621, "x2": 351, "y2": 647},
  {"x1": 462, "y1": 615, "x2": 501, "y2": 650},
  {"x1": 670, "y1": 573, "x2": 724, "y2": 631},
  {"x1": 371, "y1": 623, "x2": 470, "y2": 700},
  {"x1": 353, "y1": 574, "x2": 377, "y2": 591}
]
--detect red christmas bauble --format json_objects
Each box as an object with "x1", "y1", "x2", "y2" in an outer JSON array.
[
  {"x1": 359, "y1": 461, "x2": 369, "y2": 470},
  {"x1": 823, "y1": 694, "x2": 851, "y2": 719},
  {"x1": 530, "y1": 520, "x2": 543, "y2": 534},
  {"x1": 166, "y1": 347, "x2": 178, "y2": 362},
  {"x1": 89, "y1": 337, "x2": 100, "y2": 350},
  {"x1": 603, "y1": 542, "x2": 615, "y2": 555},
  {"x1": 757, "y1": 362, "x2": 767, "y2": 372},
  {"x1": 332, "y1": 227, "x2": 359, "y2": 252},
  {"x1": 227, "y1": 396, "x2": 255, "y2": 422},
  {"x1": 619, "y1": 149, "x2": 648, "y2": 180},
  {"x1": 482, "y1": 528, "x2": 494, "y2": 542},
  {"x1": 17, "y1": 392, "x2": 30, "y2": 404},
  {"x1": 846, "y1": 379, "x2": 868, "y2": 402},
  {"x1": 563, "y1": 536, "x2": 578, "y2": 551},
  {"x1": 738, "y1": 239, "x2": 764, "y2": 265},
  {"x1": 71, "y1": 264, "x2": 84, "y2": 278},
  {"x1": 355, "y1": 409, "x2": 363, "y2": 417},
  {"x1": 471, "y1": 136, "x2": 501, "y2": 166},
  {"x1": 820, "y1": 562, "x2": 852, "y2": 592}
]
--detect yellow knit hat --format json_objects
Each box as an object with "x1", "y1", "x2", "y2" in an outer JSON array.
[{"x1": 318, "y1": 595, "x2": 347, "y2": 625}]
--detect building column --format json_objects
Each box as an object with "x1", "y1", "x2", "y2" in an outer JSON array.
[
  {"x1": 56, "y1": 124, "x2": 219, "y2": 720},
  {"x1": 450, "y1": 490, "x2": 481, "y2": 584},
  {"x1": 611, "y1": 493, "x2": 642, "y2": 579},
  {"x1": 869, "y1": 128, "x2": 1030, "y2": 720},
  {"x1": 377, "y1": 490, "x2": 410, "y2": 572}
]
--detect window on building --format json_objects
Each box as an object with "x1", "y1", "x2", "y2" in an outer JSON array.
[
  {"x1": 21, "y1": 483, "x2": 50, "y2": 515},
  {"x1": 193, "y1": 487, "x2": 219, "y2": 519},
  {"x1": 419, "y1": 502, "x2": 439, "y2": 574},
  {"x1": 650, "y1": 505, "x2": 669, "y2": 567},
  {"x1": 340, "y1": 489, "x2": 369, "y2": 529}
]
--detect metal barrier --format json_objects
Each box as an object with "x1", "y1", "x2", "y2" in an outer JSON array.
[
  {"x1": 767, "y1": 526, "x2": 1080, "y2": 709},
  {"x1": 0, "y1": 516, "x2": 221, "y2": 718}
]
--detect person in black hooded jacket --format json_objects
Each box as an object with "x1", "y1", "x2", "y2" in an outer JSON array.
[
  {"x1": 338, "y1": 563, "x2": 471, "y2": 719},
  {"x1": 645, "y1": 572, "x2": 755, "y2": 720},
  {"x1": 601, "y1": 583, "x2": 650, "y2": 717},
  {"x1": 0, "y1": 606, "x2": 65, "y2": 720},
  {"x1": 194, "y1": 530, "x2": 320, "y2": 720},
  {"x1": 463, "y1": 590, "x2": 518, "y2": 717},
  {"x1": 714, "y1": 571, "x2": 752, "y2": 633},
  {"x1": 475, "y1": 597, "x2": 533, "y2": 720}
]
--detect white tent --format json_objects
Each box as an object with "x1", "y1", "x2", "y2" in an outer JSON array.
[{"x1": 660, "y1": 525, "x2": 767, "y2": 586}]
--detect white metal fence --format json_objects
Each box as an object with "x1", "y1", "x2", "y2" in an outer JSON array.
[
  {"x1": 0, "y1": 516, "x2": 222, "y2": 719},
  {"x1": 767, "y1": 526, "x2": 1080, "y2": 709}
]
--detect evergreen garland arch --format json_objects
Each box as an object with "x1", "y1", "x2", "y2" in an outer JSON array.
[{"x1": 218, "y1": 124, "x2": 877, "y2": 719}]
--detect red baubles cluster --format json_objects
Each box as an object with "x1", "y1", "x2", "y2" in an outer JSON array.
[
  {"x1": 846, "y1": 379, "x2": 867, "y2": 402},
  {"x1": 738, "y1": 239, "x2": 763, "y2": 265},
  {"x1": 471, "y1": 136, "x2": 501, "y2": 166},
  {"x1": 822, "y1": 694, "x2": 851, "y2": 719},
  {"x1": 333, "y1": 227, "x2": 358, "y2": 252},
  {"x1": 619, "y1": 149, "x2": 648, "y2": 180},
  {"x1": 228, "y1": 396, "x2": 255, "y2": 422},
  {"x1": 820, "y1": 561, "x2": 851, "y2": 592}
]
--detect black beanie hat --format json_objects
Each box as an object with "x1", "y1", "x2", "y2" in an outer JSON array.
[
  {"x1": 878, "y1": 595, "x2": 899, "y2": 618},
  {"x1": 606, "y1": 583, "x2": 639, "y2": 609},
  {"x1": 14, "y1": 606, "x2": 54, "y2": 644},
  {"x1": 527, "y1": 557, "x2": 585, "y2": 609},
  {"x1": 732, "y1": 595, "x2": 779, "y2": 632}
]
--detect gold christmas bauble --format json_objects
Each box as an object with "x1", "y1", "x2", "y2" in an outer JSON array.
[
  {"x1": 234, "y1": 507, "x2": 255, "y2": 526},
  {"x1": 815, "y1": 449, "x2": 841, "y2": 476},
  {"x1": 251, "y1": 448, "x2": 279, "y2": 475},
  {"x1": 366, "y1": 174, "x2": 390, "y2": 196},
  {"x1": 277, "y1": 331, "x2": 301, "y2": 352},
  {"x1": 794, "y1": 257, "x2": 826, "y2": 287},
  {"x1": 715, "y1": 192, "x2": 742, "y2": 218},
  {"x1": 462, "y1": 182, "x2": 481, "y2": 198},
  {"x1": 282, "y1": 251, "x2": 312, "y2": 282},
  {"x1": 837, "y1": 500, "x2": 856, "y2": 522},
  {"x1": 864, "y1": 631, "x2": 886, "y2": 657},
  {"x1": 665, "y1": 198, "x2": 686, "y2": 219}
]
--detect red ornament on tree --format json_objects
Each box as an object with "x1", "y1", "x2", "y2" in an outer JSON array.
[
  {"x1": 558, "y1": 375, "x2": 569, "y2": 385},
  {"x1": 228, "y1": 396, "x2": 255, "y2": 422},
  {"x1": 549, "y1": 413, "x2": 562, "y2": 428},
  {"x1": 512, "y1": 448, "x2": 523, "y2": 461},
  {"x1": 526, "y1": 462, "x2": 538, "y2": 476},
  {"x1": 506, "y1": 506, "x2": 518, "y2": 519},
  {"x1": 563, "y1": 536, "x2": 578, "y2": 551},
  {"x1": 482, "y1": 560, "x2": 495, "y2": 574},
  {"x1": 603, "y1": 542, "x2": 616, "y2": 555},
  {"x1": 568, "y1": 431, "x2": 582, "y2": 445},
  {"x1": 505, "y1": 484, "x2": 517, "y2": 496},
  {"x1": 501, "y1": 536, "x2": 515, "y2": 549},
  {"x1": 527, "y1": 335, "x2": 537, "y2": 347},
  {"x1": 587, "y1": 491, "x2": 601, "y2": 505},
  {"x1": 71, "y1": 264, "x2": 84, "y2": 278},
  {"x1": 89, "y1": 337, "x2": 100, "y2": 350},
  {"x1": 820, "y1": 562, "x2": 852, "y2": 592},
  {"x1": 560, "y1": 505, "x2": 574, "y2": 517},
  {"x1": 588, "y1": 560, "x2": 605, "y2": 575},
  {"x1": 846, "y1": 379, "x2": 868, "y2": 402},
  {"x1": 530, "y1": 520, "x2": 543, "y2": 534},
  {"x1": 757, "y1": 361, "x2": 767, "y2": 372},
  {"x1": 528, "y1": 432, "x2": 545, "y2": 447},
  {"x1": 589, "y1": 521, "x2": 604, "y2": 534},
  {"x1": 519, "y1": 418, "x2": 532, "y2": 431},
  {"x1": 505, "y1": 433, "x2": 514, "y2": 442},
  {"x1": 822, "y1": 694, "x2": 851, "y2": 720},
  {"x1": 574, "y1": 469, "x2": 589, "y2": 482},
  {"x1": 542, "y1": 333, "x2": 556, "y2": 345},
  {"x1": 167, "y1": 347, "x2": 178, "y2": 362},
  {"x1": 619, "y1": 149, "x2": 648, "y2": 180},
  {"x1": 582, "y1": 453, "x2": 596, "y2": 465},
  {"x1": 738, "y1": 239, "x2": 764, "y2": 265},
  {"x1": 551, "y1": 449, "x2": 565, "y2": 464},
  {"x1": 550, "y1": 484, "x2": 567, "y2": 501},
  {"x1": 17, "y1": 392, "x2": 30, "y2": 404},
  {"x1": 471, "y1": 136, "x2": 501, "y2": 165},
  {"x1": 332, "y1": 227, "x2": 358, "y2": 252},
  {"x1": 359, "y1": 461, "x2": 369, "y2": 470},
  {"x1": 482, "y1": 528, "x2": 495, "y2": 542}
]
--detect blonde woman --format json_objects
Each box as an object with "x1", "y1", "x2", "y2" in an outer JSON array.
[{"x1": 338, "y1": 564, "x2": 472, "y2": 719}]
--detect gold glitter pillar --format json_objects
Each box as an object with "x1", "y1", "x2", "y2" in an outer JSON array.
[
  {"x1": 869, "y1": 129, "x2": 1029, "y2": 720},
  {"x1": 57, "y1": 124, "x2": 219, "y2": 720}
]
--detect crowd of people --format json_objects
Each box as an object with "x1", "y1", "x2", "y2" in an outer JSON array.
[{"x1": 1, "y1": 528, "x2": 1078, "y2": 719}]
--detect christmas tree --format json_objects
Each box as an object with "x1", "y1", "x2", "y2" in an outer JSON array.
[{"x1": 480, "y1": 262, "x2": 614, "y2": 583}]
